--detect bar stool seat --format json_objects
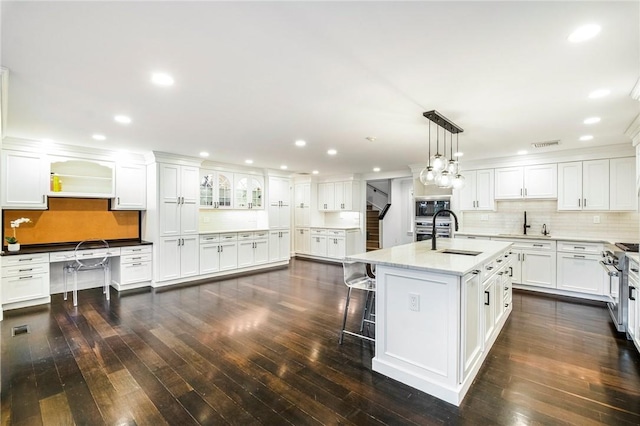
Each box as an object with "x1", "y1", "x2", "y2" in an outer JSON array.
[
  {"x1": 339, "y1": 260, "x2": 376, "y2": 344},
  {"x1": 63, "y1": 239, "x2": 111, "y2": 306}
]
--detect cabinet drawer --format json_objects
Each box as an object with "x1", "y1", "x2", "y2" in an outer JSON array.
[
  {"x1": 219, "y1": 233, "x2": 237, "y2": 242},
  {"x1": 50, "y1": 248, "x2": 121, "y2": 263},
  {"x1": 629, "y1": 259, "x2": 639, "y2": 283},
  {"x1": 1, "y1": 253, "x2": 49, "y2": 267},
  {"x1": 507, "y1": 240, "x2": 555, "y2": 251},
  {"x1": 253, "y1": 231, "x2": 269, "y2": 240},
  {"x1": 237, "y1": 232, "x2": 254, "y2": 240},
  {"x1": 200, "y1": 234, "x2": 220, "y2": 243},
  {"x1": 121, "y1": 261, "x2": 152, "y2": 284},
  {"x1": 311, "y1": 229, "x2": 327, "y2": 236},
  {"x1": 120, "y1": 245, "x2": 152, "y2": 255},
  {"x1": 3, "y1": 263, "x2": 50, "y2": 278},
  {"x1": 121, "y1": 253, "x2": 152, "y2": 263},
  {"x1": 482, "y1": 259, "x2": 497, "y2": 280},
  {"x1": 557, "y1": 241, "x2": 603, "y2": 255},
  {"x1": 326, "y1": 229, "x2": 346, "y2": 237},
  {"x1": 2, "y1": 272, "x2": 50, "y2": 304}
]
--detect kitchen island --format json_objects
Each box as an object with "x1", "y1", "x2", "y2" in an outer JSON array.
[{"x1": 346, "y1": 238, "x2": 513, "y2": 406}]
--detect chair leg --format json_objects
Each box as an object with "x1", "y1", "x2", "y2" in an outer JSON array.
[
  {"x1": 339, "y1": 287, "x2": 353, "y2": 345},
  {"x1": 73, "y1": 270, "x2": 78, "y2": 307},
  {"x1": 63, "y1": 266, "x2": 68, "y2": 301},
  {"x1": 104, "y1": 265, "x2": 110, "y2": 301}
]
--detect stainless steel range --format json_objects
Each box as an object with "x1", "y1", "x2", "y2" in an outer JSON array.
[{"x1": 601, "y1": 242, "x2": 639, "y2": 333}]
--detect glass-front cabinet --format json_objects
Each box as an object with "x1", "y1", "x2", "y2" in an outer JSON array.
[
  {"x1": 200, "y1": 170, "x2": 234, "y2": 209},
  {"x1": 234, "y1": 174, "x2": 264, "y2": 209}
]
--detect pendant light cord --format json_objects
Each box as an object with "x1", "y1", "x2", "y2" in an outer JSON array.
[{"x1": 428, "y1": 121, "x2": 432, "y2": 166}]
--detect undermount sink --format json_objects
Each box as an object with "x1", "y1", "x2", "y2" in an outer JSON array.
[{"x1": 439, "y1": 249, "x2": 482, "y2": 256}]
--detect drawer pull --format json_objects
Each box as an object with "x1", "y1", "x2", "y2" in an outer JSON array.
[
  {"x1": 131, "y1": 263, "x2": 143, "y2": 267},
  {"x1": 573, "y1": 255, "x2": 585, "y2": 259},
  {"x1": 486, "y1": 266, "x2": 494, "y2": 271},
  {"x1": 18, "y1": 258, "x2": 34, "y2": 262},
  {"x1": 631, "y1": 268, "x2": 639, "y2": 273},
  {"x1": 19, "y1": 276, "x2": 33, "y2": 280},
  {"x1": 496, "y1": 259, "x2": 503, "y2": 263},
  {"x1": 573, "y1": 246, "x2": 586, "y2": 250},
  {"x1": 533, "y1": 244, "x2": 544, "y2": 247},
  {"x1": 131, "y1": 257, "x2": 142, "y2": 260},
  {"x1": 18, "y1": 268, "x2": 33, "y2": 272}
]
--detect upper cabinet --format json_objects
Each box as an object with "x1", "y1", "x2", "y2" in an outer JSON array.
[
  {"x1": 318, "y1": 180, "x2": 359, "y2": 211},
  {"x1": 111, "y1": 163, "x2": 147, "y2": 210},
  {"x1": 199, "y1": 170, "x2": 234, "y2": 209},
  {"x1": 49, "y1": 157, "x2": 115, "y2": 198},
  {"x1": 610, "y1": 157, "x2": 637, "y2": 211},
  {"x1": 159, "y1": 163, "x2": 199, "y2": 236},
  {"x1": 1, "y1": 150, "x2": 48, "y2": 209},
  {"x1": 494, "y1": 164, "x2": 557, "y2": 200},
  {"x1": 558, "y1": 160, "x2": 609, "y2": 211},
  {"x1": 456, "y1": 169, "x2": 495, "y2": 211},
  {"x1": 234, "y1": 174, "x2": 264, "y2": 209}
]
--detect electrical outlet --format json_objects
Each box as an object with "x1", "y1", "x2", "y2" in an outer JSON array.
[
  {"x1": 409, "y1": 293, "x2": 420, "y2": 312},
  {"x1": 593, "y1": 216, "x2": 600, "y2": 224}
]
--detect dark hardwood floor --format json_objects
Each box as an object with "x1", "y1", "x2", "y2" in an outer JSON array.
[{"x1": 2, "y1": 258, "x2": 639, "y2": 425}]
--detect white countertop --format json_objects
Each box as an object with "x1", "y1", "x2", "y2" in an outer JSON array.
[
  {"x1": 200, "y1": 228, "x2": 269, "y2": 234},
  {"x1": 456, "y1": 231, "x2": 611, "y2": 244},
  {"x1": 310, "y1": 226, "x2": 360, "y2": 230},
  {"x1": 346, "y1": 239, "x2": 512, "y2": 276}
]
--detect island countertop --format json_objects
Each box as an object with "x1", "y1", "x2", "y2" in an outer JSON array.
[{"x1": 346, "y1": 239, "x2": 512, "y2": 276}]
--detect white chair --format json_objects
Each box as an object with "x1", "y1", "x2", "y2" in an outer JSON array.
[
  {"x1": 339, "y1": 261, "x2": 376, "y2": 344},
  {"x1": 63, "y1": 239, "x2": 111, "y2": 306}
]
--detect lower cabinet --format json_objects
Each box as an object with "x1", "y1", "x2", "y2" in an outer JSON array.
[
  {"x1": 199, "y1": 234, "x2": 238, "y2": 274},
  {"x1": 269, "y1": 230, "x2": 290, "y2": 262},
  {"x1": 483, "y1": 276, "x2": 497, "y2": 343},
  {"x1": 1, "y1": 253, "x2": 50, "y2": 309},
  {"x1": 556, "y1": 241, "x2": 605, "y2": 295},
  {"x1": 306, "y1": 228, "x2": 360, "y2": 261},
  {"x1": 310, "y1": 231, "x2": 328, "y2": 257},
  {"x1": 158, "y1": 235, "x2": 199, "y2": 282},
  {"x1": 294, "y1": 228, "x2": 311, "y2": 254},
  {"x1": 237, "y1": 231, "x2": 269, "y2": 268},
  {"x1": 494, "y1": 239, "x2": 556, "y2": 288},
  {"x1": 627, "y1": 258, "x2": 639, "y2": 352},
  {"x1": 461, "y1": 270, "x2": 482, "y2": 380},
  {"x1": 111, "y1": 245, "x2": 153, "y2": 290}
]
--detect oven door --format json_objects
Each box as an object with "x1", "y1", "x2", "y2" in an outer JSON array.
[
  {"x1": 601, "y1": 261, "x2": 619, "y2": 304},
  {"x1": 415, "y1": 200, "x2": 450, "y2": 219}
]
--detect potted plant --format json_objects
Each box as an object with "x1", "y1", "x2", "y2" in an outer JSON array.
[{"x1": 6, "y1": 217, "x2": 31, "y2": 252}]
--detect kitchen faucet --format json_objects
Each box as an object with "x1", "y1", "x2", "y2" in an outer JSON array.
[
  {"x1": 432, "y1": 209, "x2": 459, "y2": 250},
  {"x1": 523, "y1": 211, "x2": 531, "y2": 235}
]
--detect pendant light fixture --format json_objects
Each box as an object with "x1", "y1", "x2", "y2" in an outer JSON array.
[{"x1": 421, "y1": 110, "x2": 465, "y2": 190}]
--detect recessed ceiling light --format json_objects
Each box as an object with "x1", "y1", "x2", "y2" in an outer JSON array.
[
  {"x1": 295, "y1": 140, "x2": 306, "y2": 147},
  {"x1": 312, "y1": 170, "x2": 319, "y2": 175},
  {"x1": 365, "y1": 136, "x2": 376, "y2": 142},
  {"x1": 200, "y1": 151, "x2": 209, "y2": 158},
  {"x1": 280, "y1": 165, "x2": 288, "y2": 170},
  {"x1": 245, "y1": 159, "x2": 254, "y2": 164},
  {"x1": 151, "y1": 72, "x2": 174, "y2": 86},
  {"x1": 517, "y1": 150, "x2": 528, "y2": 155},
  {"x1": 453, "y1": 152, "x2": 464, "y2": 157},
  {"x1": 583, "y1": 117, "x2": 601, "y2": 125},
  {"x1": 568, "y1": 24, "x2": 601, "y2": 43},
  {"x1": 579, "y1": 135, "x2": 594, "y2": 141},
  {"x1": 327, "y1": 149, "x2": 337, "y2": 155},
  {"x1": 588, "y1": 89, "x2": 610, "y2": 99},
  {"x1": 114, "y1": 115, "x2": 132, "y2": 124},
  {"x1": 373, "y1": 167, "x2": 381, "y2": 172},
  {"x1": 92, "y1": 134, "x2": 106, "y2": 141}
]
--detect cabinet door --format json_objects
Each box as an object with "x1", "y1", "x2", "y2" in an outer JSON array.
[
  {"x1": 511, "y1": 251, "x2": 523, "y2": 283},
  {"x1": 475, "y1": 169, "x2": 495, "y2": 210},
  {"x1": 234, "y1": 176, "x2": 249, "y2": 209},
  {"x1": 279, "y1": 230, "x2": 290, "y2": 260},
  {"x1": 254, "y1": 239, "x2": 269, "y2": 265},
  {"x1": 457, "y1": 170, "x2": 477, "y2": 210},
  {"x1": 582, "y1": 159, "x2": 609, "y2": 211},
  {"x1": 524, "y1": 164, "x2": 557, "y2": 199},
  {"x1": 180, "y1": 167, "x2": 199, "y2": 234},
  {"x1": 199, "y1": 171, "x2": 215, "y2": 208},
  {"x1": 113, "y1": 163, "x2": 146, "y2": 210},
  {"x1": 269, "y1": 177, "x2": 290, "y2": 205},
  {"x1": 295, "y1": 228, "x2": 310, "y2": 254},
  {"x1": 219, "y1": 242, "x2": 238, "y2": 271},
  {"x1": 483, "y1": 278, "x2": 496, "y2": 343},
  {"x1": 310, "y1": 235, "x2": 327, "y2": 257},
  {"x1": 237, "y1": 240, "x2": 255, "y2": 268},
  {"x1": 1, "y1": 150, "x2": 48, "y2": 209},
  {"x1": 318, "y1": 183, "x2": 335, "y2": 211},
  {"x1": 268, "y1": 203, "x2": 291, "y2": 229},
  {"x1": 494, "y1": 167, "x2": 524, "y2": 199},
  {"x1": 295, "y1": 183, "x2": 310, "y2": 208},
  {"x1": 199, "y1": 244, "x2": 220, "y2": 274},
  {"x1": 217, "y1": 172, "x2": 234, "y2": 209},
  {"x1": 610, "y1": 157, "x2": 637, "y2": 211},
  {"x1": 521, "y1": 250, "x2": 556, "y2": 288},
  {"x1": 557, "y1": 162, "x2": 583, "y2": 210},
  {"x1": 180, "y1": 236, "x2": 199, "y2": 278},
  {"x1": 159, "y1": 164, "x2": 181, "y2": 236},
  {"x1": 326, "y1": 237, "x2": 346, "y2": 259},
  {"x1": 158, "y1": 236, "x2": 181, "y2": 281},
  {"x1": 494, "y1": 273, "x2": 506, "y2": 324},
  {"x1": 295, "y1": 205, "x2": 310, "y2": 227},
  {"x1": 250, "y1": 176, "x2": 264, "y2": 209},
  {"x1": 2, "y1": 274, "x2": 50, "y2": 304},
  {"x1": 556, "y1": 253, "x2": 604, "y2": 295},
  {"x1": 461, "y1": 271, "x2": 482, "y2": 381}
]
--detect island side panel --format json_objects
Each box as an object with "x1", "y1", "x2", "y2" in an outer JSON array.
[{"x1": 372, "y1": 265, "x2": 461, "y2": 405}]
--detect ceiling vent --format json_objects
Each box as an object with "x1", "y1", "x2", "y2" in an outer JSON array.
[{"x1": 531, "y1": 140, "x2": 560, "y2": 149}]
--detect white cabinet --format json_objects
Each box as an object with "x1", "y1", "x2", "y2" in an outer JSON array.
[
  {"x1": 494, "y1": 164, "x2": 557, "y2": 200},
  {"x1": 199, "y1": 233, "x2": 238, "y2": 274},
  {"x1": 237, "y1": 231, "x2": 269, "y2": 268},
  {"x1": 294, "y1": 228, "x2": 311, "y2": 254},
  {"x1": 159, "y1": 163, "x2": 199, "y2": 236},
  {"x1": 49, "y1": 157, "x2": 115, "y2": 198},
  {"x1": 308, "y1": 228, "x2": 359, "y2": 261},
  {"x1": 269, "y1": 230, "x2": 291, "y2": 262},
  {"x1": 1, "y1": 150, "x2": 48, "y2": 209},
  {"x1": 318, "y1": 181, "x2": 359, "y2": 211},
  {"x1": 558, "y1": 160, "x2": 609, "y2": 210},
  {"x1": 1, "y1": 253, "x2": 50, "y2": 308},
  {"x1": 627, "y1": 258, "x2": 639, "y2": 353},
  {"x1": 294, "y1": 183, "x2": 311, "y2": 227},
  {"x1": 495, "y1": 238, "x2": 556, "y2": 289},
  {"x1": 310, "y1": 231, "x2": 328, "y2": 257},
  {"x1": 234, "y1": 174, "x2": 264, "y2": 209},
  {"x1": 482, "y1": 275, "x2": 497, "y2": 344},
  {"x1": 158, "y1": 235, "x2": 199, "y2": 282},
  {"x1": 327, "y1": 233, "x2": 347, "y2": 260},
  {"x1": 610, "y1": 157, "x2": 637, "y2": 211},
  {"x1": 556, "y1": 241, "x2": 604, "y2": 295},
  {"x1": 457, "y1": 169, "x2": 495, "y2": 210},
  {"x1": 112, "y1": 163, "x2": 147, "y2": 210},
  {"x1": 111, "y1": 245, "x2": 152, "y2": 289},
  {"x1": 199, "y1": 170, "x2": 234, "y2": 209},
  {"x1": 268, "y1": 177, "x2": 291, "y2": 228},
  {"x1": 461, "y1": 270, "x2": 482, "y2": 380}
]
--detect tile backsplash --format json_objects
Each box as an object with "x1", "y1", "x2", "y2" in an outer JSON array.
[{"x1": 460, "y1": 200, "x2": 639, "y2": 242}]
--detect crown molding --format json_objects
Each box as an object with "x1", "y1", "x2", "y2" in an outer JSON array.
[
  {"x1": 625, "y1": 113, "x2": 640, "y2": 145},
  {"x1": 631, "y1": 77, "x2": 640, "y2": 101}
]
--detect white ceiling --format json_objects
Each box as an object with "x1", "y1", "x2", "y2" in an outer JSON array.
[{"x1": 1, "y1": 1, "x2": 639, "y2": 176}]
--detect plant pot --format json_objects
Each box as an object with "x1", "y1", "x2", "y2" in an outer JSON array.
[{"x1": 7, "y1": 243, "x2": 20, "y2": 252}]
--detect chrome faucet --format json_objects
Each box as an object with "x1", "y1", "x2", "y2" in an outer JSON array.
[
  {"x1": 524, "y1": 211, "x2": 531, "y2": 235},
  {"x1": 432, "y1": 209, "x2": 459, "y2": 250}
]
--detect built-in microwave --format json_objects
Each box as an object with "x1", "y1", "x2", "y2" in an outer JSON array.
[{"x1": 415, "y1": 197, "x2": 451, "y2": 219}]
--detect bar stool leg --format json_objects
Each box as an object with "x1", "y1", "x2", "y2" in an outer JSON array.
[{"x1": 339, "y1": 287, "x2": 353, "y2": 345}]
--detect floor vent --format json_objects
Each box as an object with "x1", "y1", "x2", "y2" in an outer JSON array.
[
  {"x1": 531, "y1": 140, "x2": 560, "y2": 148},
  {"x1": 11, "y1": 325, "x2": 30, "y2": 336}
]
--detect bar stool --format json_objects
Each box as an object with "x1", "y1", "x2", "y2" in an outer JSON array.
[
  {"x1": 339, "y1": 260, "x2": 376, "y2": 344},
  {"x1": 63, "y1": 239, "x2": 111, "y2": 306}
]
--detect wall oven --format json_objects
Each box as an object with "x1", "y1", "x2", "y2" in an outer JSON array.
[
  {"x1": 415, "y1": 196, "x2": 451, "y2": 220},
  {"x1": 415, "y1": 220, "x2": 451, "y2": 241}
]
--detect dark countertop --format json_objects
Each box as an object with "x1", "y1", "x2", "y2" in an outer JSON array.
[{"x1": 1, "y1": 239, "x2": 153, "y2": 256}]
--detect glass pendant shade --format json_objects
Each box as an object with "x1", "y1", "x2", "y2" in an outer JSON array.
[
  {"x1": 432, "y1": 154, "x2": 447, "y2": 172},
  {"x1": 452, "y1": 173, "x2": 466, "y2": 190},
  {"x1": 437, "y1": 170, "x2": 452, "y2": 188},
  {"x1": 420, "y1": 166, "x2": 436, "y2": 185},
  {"x1": 447, "y1": 159, "x2": 457, "y2": 174}
]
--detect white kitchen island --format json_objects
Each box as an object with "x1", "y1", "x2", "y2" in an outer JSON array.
[{"x1": 346, "y1": 238, "x2": 514, "y2": 406}]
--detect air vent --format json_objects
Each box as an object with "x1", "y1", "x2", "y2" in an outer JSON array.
[
  {"x1": 12, "y1": 325, "x2": 30, "y2": 336},
  {"x1": 531, "y1": 140, "x2": 560, "y2": 149}
]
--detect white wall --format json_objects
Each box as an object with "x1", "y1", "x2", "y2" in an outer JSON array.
[{"x1": 382, "y1": 178, "x2": 414, "y2": 248}]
